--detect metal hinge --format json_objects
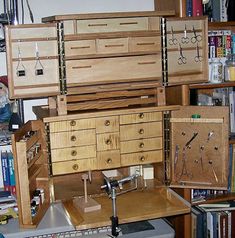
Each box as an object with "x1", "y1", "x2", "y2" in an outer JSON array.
[
  {"x1": 45, "y1": 123, "x2": 53, "y2": 176},
  {"x1": 164, "y1": 111, "x2": 171, "y2": 185},
  {"x1": 161, "y1": 17, "x2": 168, "y2": 87}
]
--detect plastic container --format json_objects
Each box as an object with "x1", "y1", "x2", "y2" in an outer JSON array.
[
  {"x1": 209, "y1": 58, "x2": 223, "y2": 83},
  {"x1": 224, "y1": 54, "x2": 235, "y2": 81}
]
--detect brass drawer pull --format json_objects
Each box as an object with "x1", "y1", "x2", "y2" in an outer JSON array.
[
  {"x1": 71, "y1": 46, "x2": 90, "y2": 49},
  {"x1": 140, "y1": 156, "x2": 145, "y2": 162},
  {"x1": 139, "y1": 142, "x2": 144, "y2": 148},
  {"x1": 104, "y1": 120, "x2": 110, "y2": 126},
  {"x1": 71, "y1": 150, "x2": 77, "y2": 156},
  {"x1": 71, "y1": 135, "x2": 76, "y2": 141},
  {"x1": 105, "y1": 139, "x2": 112, "y2": 145},
  {"x1": 70, "y1": 120, "x2": 76, "y2": 126},
  {"x1": 138, "y1": 61, "x2": 156, "y2": 65},
  {"x1": 72, "y1": 164, "x2": 79, "y2": 170},
  {"x1": 139, "y1": 113, "x2": 144, "y2": 119},
  {"x1": 137, "y1": 42, "x2": 155, "y2": 46},
  {"x1": 139, "y1": 129, "x2": 144, "y2": 134},
  {"x1": 106, "y1": 158, "x2": 112, "y2": 164},
  {"x1": 105, "y1": 44, "x2": 124, "y2": 48},
  {"x1": 88, "y1": 23, "x2": 107, "y2": 27},
  {"x1": 72, "y1": 65, "x2": 92, "y2": 69}
]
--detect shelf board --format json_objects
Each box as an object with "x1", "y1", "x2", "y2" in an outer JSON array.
[
  {"x1": 189, "y1": 82, "x2": 235, "y2": 89},
  {"x1": 192, "y1": 193, "x2": 235, "y2": 205}
]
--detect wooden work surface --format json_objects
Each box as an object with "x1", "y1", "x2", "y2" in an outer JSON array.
[{"x1": 62, "y1": 187, "x2": 190, "y2": 230}]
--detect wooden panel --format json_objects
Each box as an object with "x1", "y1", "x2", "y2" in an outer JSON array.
[
  {"x1": 129, "y1": 36, "x2": 161, "y2": 52},
  {"x1": 121, "y1": 150, "x2": 163, "y2": 166},
  {"x1": 120, "y1": 122, "x2": 162, "y2": 141},
  {"x1": 65, "y1": 40, "x2": 96, "y2": 56},
  {"x1": 97, "y1": 150, "x2": 121, "y2": 170},
  {"x1": 50, "y1": 129, "x2": 96, "y2": 149},
  {"x1": 52, "y1": 158, "x2": 96, "y2": 175},
  {"x1": 49, "y1": 118, "x2": 95, "y2": 133},
  {"x1": 96, "y1": 132, "x2": 120, "y2": 151},
  {"x1": 95, "y1": 116, "x2": 119, "y2": 133},
  {"x1": 97, "y1": 38, "x2": 128, "y2": 54},
  {"x1": 120, "y1": 111, "x2": 162, "y2": 124},
  {"x1": 63, "y1": 20, "x2": 75, "y2": 35},
  {"x1": 66, "y1": 55, "x2": 161, "y2": 85},
  {"x1": 120, "y1": 137, "x2": 162, "y2": 154},
  {"x1": 50, "y1": 145, "x2": 96, "y2": 162}
]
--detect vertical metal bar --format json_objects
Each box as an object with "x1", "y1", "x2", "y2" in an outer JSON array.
[
  {"x1": 17, "y1": 98, "x2": 24, "y2": 123},
  {"x1": 164, "y1": 111, "x2": 171, "y2": 185},
  {"x1": 161, "y1": 17, "x2": 168, "y2": 87}
]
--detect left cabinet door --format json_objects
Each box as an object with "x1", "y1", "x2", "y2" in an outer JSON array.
[
  {"x1": 12, "y1": 120, "x2": 50, "y2": 228},
  {"x1": 5, "y1": 23, "x2": 60, "y2": 99}
]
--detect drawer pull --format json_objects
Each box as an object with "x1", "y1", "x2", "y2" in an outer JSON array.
[
  {"x1": 71, "y1": 150, "x2": 77, "y2": 156},
  {"x1": 88, "y1": 23, "x2": 107, "y2": 27},
  {"x1": 105, "y1": 139, "x2": 112, "y2": 145},
  {"x1": 105, "y1": 44, "x2": 124, "y2": 48},
  {"x1": 104, "y1": 120, "x2": 110, "y2": 126},
  {"x1": 71, "y1": 46, "x2": 91, "y2": 49},
  {"x1": 72, "y1": 65, "x2": 92, "y2": 69},
  {"x1": 139, "y1": 129, "x2": 144, "y2": 134},
  {"x1": 119, "y1": 22, "x2": 138, "y2": 25},
  {"x1": 71, "y1": 135, "x2": 77, "y2": 142},
  {"x1": 139, "y1": 142, "x2": 144, "y2": 148},
  {"x1": 139, "y1": 113, "x2": 144, "y2": 119},
  {"x1": 140, "y1": 156, "x2": 145, "y2": 162},
  {"x1": 70, "y1": 120, "x2": 76, "y2": 126},
  {"x1": 72, "y1": 164, "x2": 79, "y2": 170},
  {"x1": 106, "y1": 158, "x2": 112, "y2": 164},
  {"x1": 138, "y1": 61, "x2": 156, "y2": 65},
  {"x1": 137, "y1": 42, "x2": 155, "y2": 46}
]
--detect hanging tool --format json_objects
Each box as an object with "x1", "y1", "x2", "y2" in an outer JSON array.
[
  {"x1": 169, "y1": 26, "x2": 178, "y2": 45},
  {"x1": 16, "y1": 46, "x2": 26, "y2": 77},
  {"x1": 178, "y1": 44, "x2": 187, "y2": 65},
  {"x1": 191, "y1": 26, "x2": 202, "y2": 43},
  {"x1": 209, "y1": 160, "x2": 218, "y2": 183},
  {"x1": 185, "y1": 132, "x2": 198, "y2": 148},
  {"x1": 178, "y1": 148, "x2": 192, "y2": 179},
  {"x1": 34, "y1": 43, "x2": 44, "y2": 75},
  {"x1": 194, "y1": 43, "x2": 203, "y2": 62},
  {"x1": 181, "y1": 24, "x2": 189, "y2": 44}
]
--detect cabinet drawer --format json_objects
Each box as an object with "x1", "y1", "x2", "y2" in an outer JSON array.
[
  {"x1": 52, "y1": 158, "x2": 95, "y2": 175},
  {"x1": 129, "y1": 36, "x2": 161, "y2": 53},
  {"x1": 50, "y1": 145, "x2": 96, "y2": 162},
  {"x1": 66, "y1": 55, "x2": 161, "y2": 85},
  {"x1": 120, "y1": 122, "x2": 162, "y2": 141},
  {"x1": 97, "y1": 132, "x2": 120, "y2": 151},
  {"x1": 96, "y1": 116, "x2": 119, "y2": 133},
  {"x1": 65, "y1": 40, "x2": 96, "y2": 56},
  {"x1": 50, "y1": 129, "x2": 95, "y2": 149},
  {"x1": 49, "y1": 119, "x2": 95, "y2": 133},
  {"x1": 120, "y1": 137, "x2": 162, "y2": 154},
  {"x1": 97, "y1": 38, "x2": 128, "y2": 54},
  {"x1": 97, "y1": 150, "x2": 121, "y2": 170},
  {"x1": 121, "y1": 150, "x2": 162, "y2": 166},
  {"x1": 120, "y1": 111, "x2": 162, "y2": 124}
]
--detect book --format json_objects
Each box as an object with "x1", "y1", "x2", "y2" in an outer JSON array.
[
  {"x1": 220, "y1": 0, "x2": 228, "y2": 22},
  {"x1": 192, "y1": 0, "x2": 203, "y2": 16},
  {"x1": 198, "y1": 200, "x2": 235, "y2": 212},
  {"x1": 8, "y1": 151, "x2": 16, "y2": 195},
  {"x1": 1, "y1": 151, "x2": 10, "y2": 192},
  {"x1": 186, "y1": 0, "x2": 193, "y2": 17},
  {"x1": 229, "y1": 91, "x2": 235, "y2": 133}
]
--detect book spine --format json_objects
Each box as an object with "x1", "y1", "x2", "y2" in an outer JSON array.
[
  {"x1": 215, "y1": 35, "x2": 223, "y2": 58},
  {"x1": 8, "y1": 152, "x2": 16, "y2": 195},
  {"x1": 192, "y1": 0, "x2": 203, "y2": 16},
  {"x1": 186, "y1": 0, "x2": 193, "y2": 17},
  {"x1": 220, "y1": 0, "x2": 228, "y2": 22},
  {"x1": 212, "y1": 0, "x2": 221, "y2": 22},
  {"x1": 232, "y1": 34, "x2": 235, "y2": 54},
  {"x1": 209, "y1": 35, "x2": 216, "y2": 59},
  {"x1": 1, "y1": 151, "x2": 10, "y2": 192}
]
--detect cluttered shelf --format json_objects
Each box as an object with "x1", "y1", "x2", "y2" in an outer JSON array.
[{"x1": 189, "y1": 81, "x2": 235, "y2": 89}]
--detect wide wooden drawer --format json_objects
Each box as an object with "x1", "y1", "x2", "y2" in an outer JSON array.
[
  {"x1": 49, "y1": 119, "x2": 95, "y2": 133},
  {"x1": 96, "y1": 116, "x2": 119, "y2": 133},
  {"x1": 97, "y1": 38, "x2": 128, "y2": 54},
  {"x1": 50, "y1": 129, "x2": 96, "y2": 149},
  {"x1": 66, "y1": 55, "x2": 161, "y2": 85},
  {"x1": 50, "y1": 145, "x2": 96, "y2": 162},
  {"x1": 97, "y1": 150, "x2": 121, "y2": 170},
  {"x1": 121, "y1": 150, "x2": 163, "y2": 166},
  {"x1": 97, "y1": 132, "x2": 120, "y2": 151},
  {"x1": 65, "y1": 40, "x2": 96, "y2": 56},
  {"x1": 129, "y1": 36, "x2": 161, "y2": 53},
  {"x1": 52, "y1": 158, "x2": 95, "y2": 175},
  {"x1": 120, "y1": 111, "x2": 162, "y2": 124},
  {"x1": 120, "y1": 137, "x2": 162, "y2": 154},
  {"x1": 120, "y1": 121, "x2": 162, "y2": 141}
]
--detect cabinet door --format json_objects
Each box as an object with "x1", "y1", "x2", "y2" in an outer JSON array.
[
  {"x1": 169, "y1": 106, "x2": 229, "y2": 189},
  {"x1": 5, "y1": 24, "x2": 60, "y2": 99}
]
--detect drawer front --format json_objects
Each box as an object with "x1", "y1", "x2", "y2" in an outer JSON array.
[
  {"x1": 120, "y1": 122, "x2": 162, "y2": 141},
  {"x1": 121, "y1": 150, "x2": 163, "y2": 166},
  {"x1": 120, "y1": 111, "x2": 162, "y2": 124},
  {"x1": 66, "y1": 55, "x2": 161, "y2": 84},
  {"x1": 97, "y1": 150, "x2": 121, "y2": 170},
  {"x1": 50, "y1": 145, "x2": 96, "y2": 162},
  {"x1": 96, "y1": 116, "x2": 119, "y2": 133},
  {"x1": 52, "y1": 158, "x2": 95, "y2": 175},
  {"x1": 49, "y1": 119, "x2": 95, "y2": 133},
  {"x1": 76, "y1": 17, "x2": 148, "y2": 33},
  {"x1": 65, "y1": 40, "x2": 96, "y2": 56},
  {"x1": 120, "y1": 137, "x2": 162, "y2": 154},
  {"x1": 97, "y1": 38, "x2": 128, "y2": 54},
  {"x1": 97, "y1": 132, "x2": 120, "y2": 151},
  {"x1": 50, "y1": 129, "x2": 95, "y2": 149},
  {"x1": 129, "y1": 36, "x2": 161, "y2": 53}
]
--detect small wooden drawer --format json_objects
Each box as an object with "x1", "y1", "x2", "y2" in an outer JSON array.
[
  {"x1": 52, "y1": 158, "x2": 95, "y2": 175},
  {"x1": 97, "y1": 150, "x2": 121, "y2": 170},
  {"x1": 49, "y1": 119, "x2": 95, "y2": 133},
  {"x1": 129, "y1": 36, "x2": 161, "y2": 53},
  {"x1": 120, "y1": 137, "x2": 162, "y2": 154},
  {"x1": 65, "y1": 40, "x2": 96, "y2": 56},
  {"x1": 97, "y1": 132, "x2": 120, "y2": 151},
  {"x1": 50, "y1": 145, "x2": 96, "y2": 162},
  {"x1": 120, "y1": 122, "x2": 162, "y2": 141},
  {"x1": 121, "y1": 150, "x2": 163, "y2": 166},
  {"x1": 97, "y1": 38, "x2": 128, "y2": 54},
  {"x1": 96, "y1": 116, "x2": 119, "y2": 133},
  {"x1": 120, "y1": 111, "x2": 162, "y2": 125},
  {"x1": 50, "y1": 129, "x2": 95, "y2": 149}
]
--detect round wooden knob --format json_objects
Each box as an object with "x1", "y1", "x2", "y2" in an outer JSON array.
[
  {"x1": 140, "y1": 156, "x2": 145, "y2": 162},
  {"x1": 70, "y1": 120, "x2": 76, "y2": 126},
  {"x1": 139, "y1": 142, "x2": 144, "y2": 148},
  {"x1": 72, "y1": 164, "x2": 79, "y2": 170},
  {"x1": 139, "y1": 129, "x2": 144, "y2": 134},
  {"x1": 105, "y1": 120, "x2": 110, "y2": 126},
  {"x1": 71, "y1": 135, "x2": 76, "y2": 141},
  {"x1": 106, "y1": 158, "x2": 112, "y2": 164},
  {"x1": 71, "y1": 150, "x2": 77, "y2": 156},
  {"x1": 105, "y1": 139, "x2": 112, "y2": 145},
  {"x1": 139, "y1": 113, "x2": 144, "y2": 119}
]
